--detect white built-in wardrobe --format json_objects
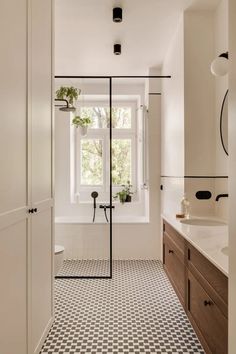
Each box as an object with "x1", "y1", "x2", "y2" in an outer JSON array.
[{"x1": 0, "y1": 1, "x2": 54, "y2": 354}]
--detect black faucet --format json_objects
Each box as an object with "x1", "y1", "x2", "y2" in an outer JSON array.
[
  {"x1": 99, "y1": 204, "x2": 115, "y2": 223},
  {"x1": 215, "y1": 194, "x2": 229, "y2": 201}
]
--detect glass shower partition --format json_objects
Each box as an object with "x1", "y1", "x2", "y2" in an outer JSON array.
[{"x1": 54, "y1": 77, "x2": 112, "y2": 278}]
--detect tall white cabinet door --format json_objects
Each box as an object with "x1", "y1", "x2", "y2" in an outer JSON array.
[
  {"x1": 31, "y1": 0, "x2": 53, "y2": 205},
  {"x1": 29, "y1": 0, "x2": 54, "y2": 353},
  {"x1": 0, "y1": 0, "x2": 28, "y2": 353},
  {"x1": 0, "y1": 220, "x2": 28, "y2": 354},
  {"x1": 31, "y1": 208, "x2": 53, "y2": 353}
]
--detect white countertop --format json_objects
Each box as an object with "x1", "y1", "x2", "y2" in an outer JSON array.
[{"x1": 162, "y1": 214, "x2": 229, "y2": 277}]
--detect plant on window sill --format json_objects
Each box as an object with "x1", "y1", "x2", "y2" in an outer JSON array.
[{"x1": 113, "y1": 181, "x2": 133, "y2": 204}]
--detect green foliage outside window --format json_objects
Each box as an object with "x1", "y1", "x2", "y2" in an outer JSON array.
[
  {"x1": 80, "y1": 106, "x2": 133, "y2": 187},
  {"x1": 80, "y1": 106, "x2": 131, "y2": 129},
  {"x1": 81, "y1": 140, "x2": 103, "y2": 185},
  {"x1": 112, "y1": 140, "x2": 131, "y2": 185}
]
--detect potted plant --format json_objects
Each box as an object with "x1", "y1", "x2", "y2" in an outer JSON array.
[
  {"x1": 113, "y1": 181, "x2": 133, "y2": 204},
  {"x1": 72, "y1": 115, "x2": 92, "y2": 136},
  {"x1": 55, "y1": 86, "x2": 80, "y2": 111}
]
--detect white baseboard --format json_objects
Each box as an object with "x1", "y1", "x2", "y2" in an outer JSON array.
[{"x1": 34, "y1": 316, "x2": 54, "y2": 354}]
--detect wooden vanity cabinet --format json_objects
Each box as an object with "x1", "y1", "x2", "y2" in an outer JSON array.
[
  {"x1": 163, "y1": 220, "x2": 228, "y2": 354},
  {"x1": 187, "y1": 270, "x2": 228, "y2": 354}
]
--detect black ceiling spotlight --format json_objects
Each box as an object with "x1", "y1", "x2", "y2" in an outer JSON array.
[
  {"x1": 113, "y1": 7, "x2": 122, "y2": 23},
  {"x1": 114, "y1": 43, "x2": 121, "y2": 55}
]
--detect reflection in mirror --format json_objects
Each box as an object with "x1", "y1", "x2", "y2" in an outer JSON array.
[{"x1": 220, "y1": 89, "x2": 228, "y2": 156}]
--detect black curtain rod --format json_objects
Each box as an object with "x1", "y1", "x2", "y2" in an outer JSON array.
[{"x1": 55, "y1": 75, "x2": 171, "y2": 79}]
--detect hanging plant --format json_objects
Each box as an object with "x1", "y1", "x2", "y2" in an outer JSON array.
[
  {"x1": 56, "y1": 86, "x2": 80, "y2": 109},
  {"x1": 72, "y1": 116, "x2": 92, "y2": 136},
  {"x1": 72, "y1": 116, "x2": 92, "y2": 128}
]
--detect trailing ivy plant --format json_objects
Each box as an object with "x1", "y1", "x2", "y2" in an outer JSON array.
[{"x1": 56, "y1": 86, "x2": 80, "y2": 106}]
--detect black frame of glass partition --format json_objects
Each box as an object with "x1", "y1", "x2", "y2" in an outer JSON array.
[{"x1": 54, "y1": 75, "x2": 171, "y2": 279}]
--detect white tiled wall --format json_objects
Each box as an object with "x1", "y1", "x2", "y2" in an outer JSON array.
[
  {"x1": 161, "y1": 176, "x2": 228, "y2": 221},
  {"x1": 185, "y1": 178, "x2": 215, "y2": 217},
  {"x1": 215, "y1": 178, "x2": 228, "y2": 220},
  {"x1": 161, "y1": 177, "x2": 184, "y2": 216}
]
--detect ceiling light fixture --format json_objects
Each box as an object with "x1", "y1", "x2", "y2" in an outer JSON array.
[
  {"x1": 113, "y1": 7, "x2": 122, "y2": 23},
  {"x1": 211, "y1": 52, "x2": 229, "y2": 76},
  {"x1": 114, "y1": 43, "x2": 121, "y2": 55}
]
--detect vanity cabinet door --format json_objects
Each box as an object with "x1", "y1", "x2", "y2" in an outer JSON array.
[
  {"x1": 187, "y1": 243, "x2": 228, "y2": 308},
  {"x1": 163, "y1": 236, "x2": 185, "y2": 305},
  {"x1": 187, "y1": 271, "x2": 228, "y2": 354}
]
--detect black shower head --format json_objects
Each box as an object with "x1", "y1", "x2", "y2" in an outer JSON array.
[{"x1": 91, "y1": 191, "x2": 98, "y2": 199}]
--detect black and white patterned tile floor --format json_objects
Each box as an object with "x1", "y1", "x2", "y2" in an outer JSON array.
[
  {"x1": 41, "y1": 260, "x2": 205, "y2": 354},
  {"x1": 57, "y1": 259, "x2": 110, "y2": 277}
]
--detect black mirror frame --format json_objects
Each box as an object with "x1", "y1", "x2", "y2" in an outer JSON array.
[{"x1": 220, "y1": 89, "x2": 229, "y2": 156}]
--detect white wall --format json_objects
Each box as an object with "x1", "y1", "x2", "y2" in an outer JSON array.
[
  {"x1": 184, "y1": 11, "x2": 215, "y2": 176},
  {"x1": 161, "y1": 16, "x2": 185, "y2": 216},
  {"x1": 228, "y1": 0, "x2": 236, "y2": 351},
  {"x1": 161, "y1": 6, "x2": 228, "y2": 220},
  {"x1": 214, "y1": 0, "x2": 228, "y2": 176},
  {"x1": 184, "y1": 9, "x2": 228, "y2": 219},
  {"x1": 161, "y1": 16, "x2": 184, "y2": 178},
  {"x1": 55, "y1": 81, "x2": 162, "y2": 260},
  {"x1": 214, "y1": 0, "x2": 229, "y2": 220}
]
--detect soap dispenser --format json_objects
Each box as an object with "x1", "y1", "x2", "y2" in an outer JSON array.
[{"x1": 181, "y1": 193, "x2": 190, "y2": 219}]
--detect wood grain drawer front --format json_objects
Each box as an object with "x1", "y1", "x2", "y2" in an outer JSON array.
[
  {"x1": 164, "y1": 221, "x2": 185, "y2": 254},
  {"x1": 164, "y1": 239, "x2": 185, "y2": 303},
  {"x1": 188, "y1": 271, "x2": 228, "y2": 354},
  {"x1": 163, "y1": 232, "x2": 184, "y2": 264},
  {"x1": 187, "y1": 243, "x2": 228, "y2": 306}
]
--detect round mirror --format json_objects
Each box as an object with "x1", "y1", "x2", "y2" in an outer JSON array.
[{"x1": 220, "y1": 89, "x2": 228, "y2": 156}]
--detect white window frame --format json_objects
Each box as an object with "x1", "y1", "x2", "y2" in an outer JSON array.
[{"x1": 74, "y1": 99, "x2": 138, "y2": 201}]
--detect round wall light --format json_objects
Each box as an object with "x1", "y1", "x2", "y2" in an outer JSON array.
[
  {"x1": 113, "y1": 7, "x2": 122, "y2": 23},
  {"x1": 211, "y1": 52, "x2": 229, "y2": 76},
  {"x1": 114, "y1": 43, "x2": 121, "y2": 55}
]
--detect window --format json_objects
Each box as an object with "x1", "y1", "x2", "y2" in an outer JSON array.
[
  {"x1": 81, "y1": 139, "x2": 103, "y2": 185},
  {"x1": 75, "y1": 100, "x2": 138, "y2": 200},
  {"x1": 112, "y1": 139, "x2": 132, "y2": 185}
]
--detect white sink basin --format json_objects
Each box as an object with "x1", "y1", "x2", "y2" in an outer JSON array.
[
  {"x1": 221, "y1": 247, "x2": 228, "y2": 256},
  {"x1": 180, "y1": 218, "x2": 226, "y2": 226}
]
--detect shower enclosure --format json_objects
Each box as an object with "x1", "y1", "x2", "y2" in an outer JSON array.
[
  {"x1": 54, "y1": 75, "x2": 170, "y2": 279},
  {"x1": 55, "y1": 77, "x2": 112, "y2": 278}
]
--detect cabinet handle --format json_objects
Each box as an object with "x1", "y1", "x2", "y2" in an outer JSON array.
[
  {"x1": 28, "y1": 208, "x2": 38, "y2": 214},
  {"x1": 204, "y1": 300, "x2": 213, "y2": 306},
  {"x1": 169, "y1": 250, "x2": 174, "y2": 254}
]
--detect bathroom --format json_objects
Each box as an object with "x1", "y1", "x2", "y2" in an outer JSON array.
[{"x1": 1, "y1": 0, "x2": 236, "y2": 353}]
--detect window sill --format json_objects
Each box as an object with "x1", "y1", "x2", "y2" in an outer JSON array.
[
  {"x1": 55, "y1": 216, "x2": 149, "y2": 224},
  {"x1": 74, "y1": 202, "x2": 141, "y2": 207}
]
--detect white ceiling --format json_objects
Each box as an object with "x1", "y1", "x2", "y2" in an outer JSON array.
[{"x1": 55, "y1": 0, "x2": 220, "y2": 76}]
